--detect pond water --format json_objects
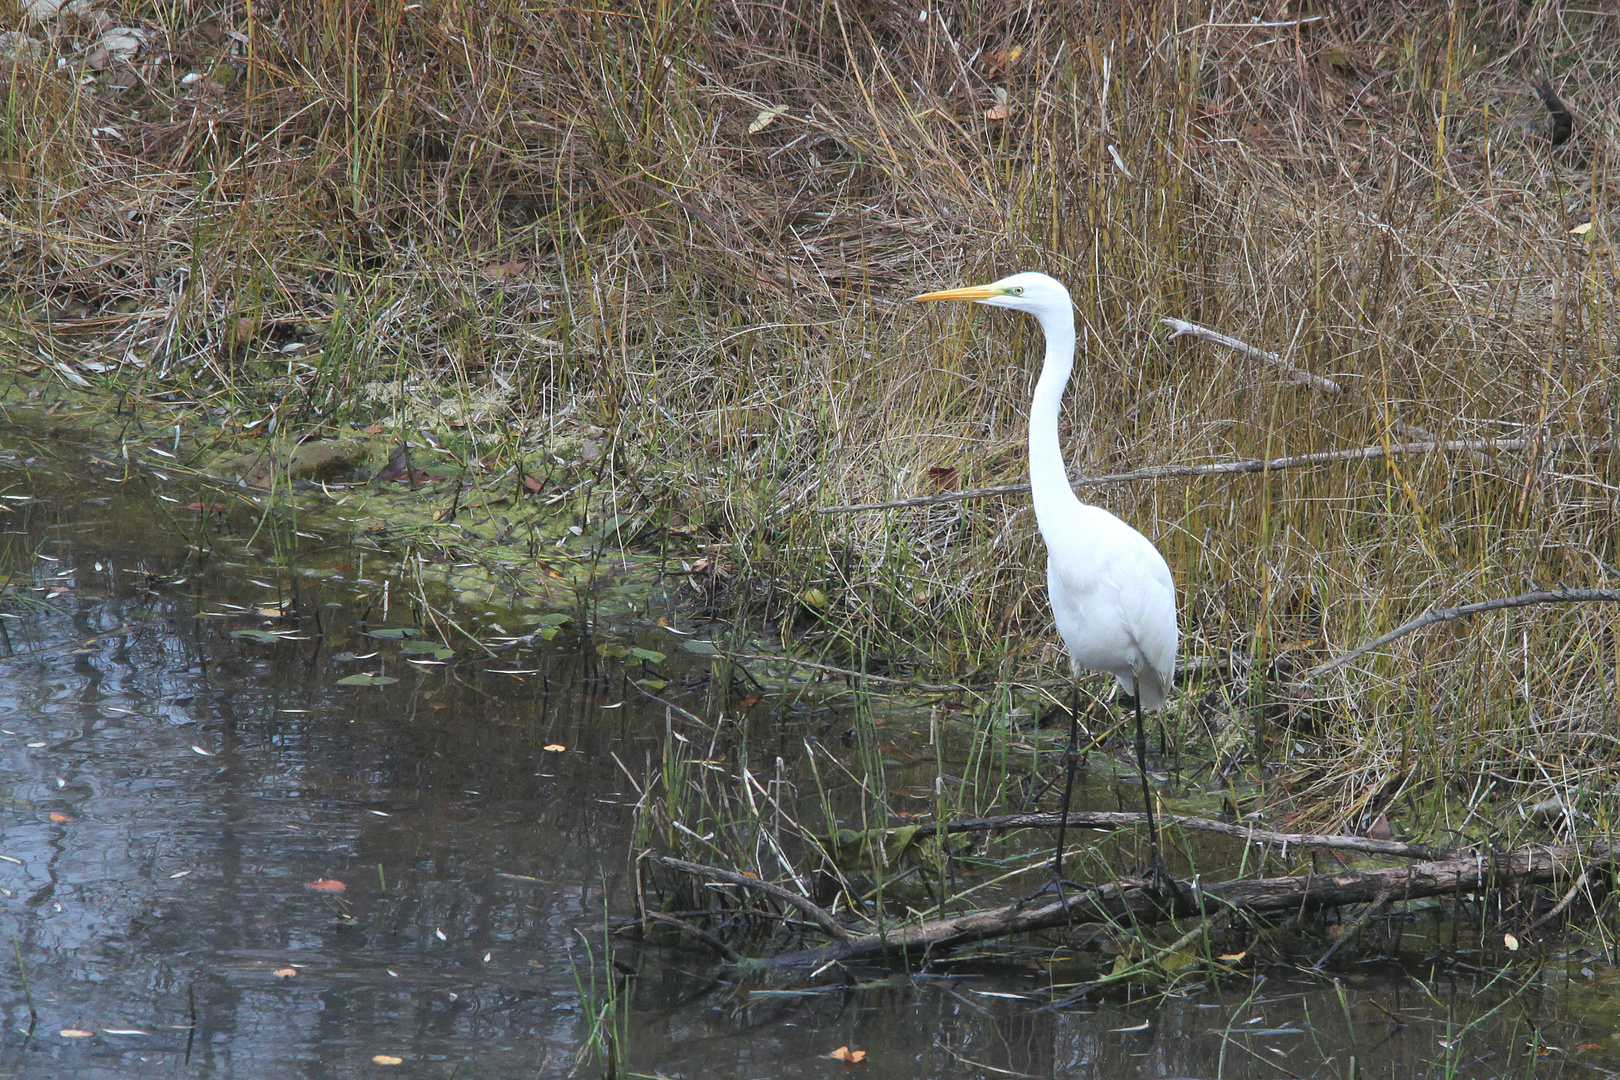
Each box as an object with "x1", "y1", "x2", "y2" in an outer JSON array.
[{"x1": 0, "y1": 421, "x2": 1616, "y2": 1079}]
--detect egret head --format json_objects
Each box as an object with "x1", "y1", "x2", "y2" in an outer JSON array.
[{"x1": 910, "y1": 272, "x2": 1072, "y2": 320}]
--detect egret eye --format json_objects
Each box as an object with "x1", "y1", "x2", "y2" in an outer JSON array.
[{"x1": 1008, "y1": 286, "x2": 1024, "y2": 295}]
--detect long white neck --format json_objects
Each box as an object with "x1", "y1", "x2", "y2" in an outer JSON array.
[{"x1": 1028, "y1": 305, "x2": 1080, "y2": 531}]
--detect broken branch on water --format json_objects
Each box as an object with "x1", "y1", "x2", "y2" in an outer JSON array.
[{"x1": 654, "y1": 840, "x2": 1617, "y2": 966}]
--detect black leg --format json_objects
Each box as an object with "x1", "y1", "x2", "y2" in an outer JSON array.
[
  {"x1": 1134, "y1": 695, "x2": 1170, "y2": 881},
  {"x1": 1135, "y1": 695, "x2": 1184, "y2": 904},
  {"x1": 1050, "y1": 687, "x2": 1081, "y2": 890}
]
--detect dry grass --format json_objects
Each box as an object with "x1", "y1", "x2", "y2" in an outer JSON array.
[{"x1": 4, "y1": 0, "x2": 1620, "y2": 832}]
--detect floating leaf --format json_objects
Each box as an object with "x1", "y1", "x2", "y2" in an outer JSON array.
[
  {"x1": 680, "y1": 640, "x2": 721, "y2": 656},
  {"x1": 748, "y1": 104, "x2": 789, "y2": 134},
  {"x1": 365, "y1": 627, "x2": 422, "y2": 640},
  {"x1": 48, "y1": 813, "x2": 71, "y2": 823},
  {"x1": 231, "y1": 629, "x2": 283, "y2": 643},
  {"x1": 826, "y1": 1046, "x2": 867, "y2": 1063},
  {"x1": 336, "y1": 673, "x2": 398, "y2": 686},
  {"x1": 1504, "y1": 933, "x2": 1520, "y2": 951},
  {"x1": 273, "y1": 967, "x2": 298, "y2": 978},
  {"x1": 400, "y1": 640, "x2": 453, "y2": 659},
  {"x1": 59, "y1": 1029, "x2": 94, "y2": 1039},
  {"x1": 536, "y1": 612, "x2": 573, "y2": 628},
  {"x1": 595, "y1": 642, "x2": 629, "y2": 659},
  {"x1": 628, "y1": 647, "x2": 665, "y2": 663},
  {"x1": 306, "y1": 879, "x2": 346, "y2": 892},
  {"x1": 635, "y1": 678, "x2": 668, "y2": 690},
  {"x1": 373, "y1": 1055, "x2": 404, "y2": 1065},
  {"x1": 543, "y1": 744, "x2": 567, "y2": 752}
]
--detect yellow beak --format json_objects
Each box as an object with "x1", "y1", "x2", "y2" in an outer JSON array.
[{"x1": 910, "y1": 284, "x2": 999, "y2": 302}]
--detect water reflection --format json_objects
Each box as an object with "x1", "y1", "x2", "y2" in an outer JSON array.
[{"x1": 0, "y1": 431, "x2": 1609, "y2": 1079}]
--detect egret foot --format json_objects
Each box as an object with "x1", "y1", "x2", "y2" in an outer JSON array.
[{"x1": 1018, "y1": 869, "x2": 1088, "y2": 915}]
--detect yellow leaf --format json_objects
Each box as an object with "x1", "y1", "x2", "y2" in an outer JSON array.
[
  {"x1": 748, "y1": 105, "x2": 789, "y2": 134},
  {"x1": 1571, "y1": 221, "x2": 1594, "y2": 236},
  {"x1": 373, "y1": 1054, "x2": 404, "y2": 1065},
  {"x1": 544, "y1": 744, "x2": 567, "y2": 752}
]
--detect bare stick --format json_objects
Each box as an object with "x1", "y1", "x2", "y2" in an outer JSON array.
[
  {"x1": 904, "y1": 810, "x2": 1448, "y2": 860},
  {"x1": 1312, "y1": 887, "x2": 1393, "y2": 970},
  {"x1": 1303, "y1": 589, "x2": 1620, "y2": 681},
  {"x1": 814, "y1": 437, "x2": 1611, "y2": 515},
  {"x1": 637, "y1": 909, "x2": 743, "y2": 963},
  {"x1": 653, "y1": 856, "x2": 853, "y2": 942},
  {"x1": 1161, "y1": 317, "x2": 1349, "y2": 397}
]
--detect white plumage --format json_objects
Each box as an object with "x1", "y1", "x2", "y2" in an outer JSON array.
[{"x1": 913, "y1": 271, "x2": 1179, "y2": 892}]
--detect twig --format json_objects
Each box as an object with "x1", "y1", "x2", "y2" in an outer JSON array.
[
  {"x1": 635, "y1": 910, "x2": 743, "y2": 963},
  {"x1": 1313, "y1": 887, "x2": 1394, "y2": 970},
  {"x1": 814, "y1": 438, "x2": 1610, "y2": 515},
  {"x1": 653, "y1": 856, "x2": 854, "y2": 942},
  {"x1": 1162, "y1": 317, "x2": 1434, "y2": 440},
  {"x1": 1525, "y1": 869, "x2": 1590, "y2": 933},
  {"x1": 1161, "y1": 317, "x2": 1350, "y2": 397},
  {"x1": 1302, "y1": 589, "x2": 1620, "y2": 681}
]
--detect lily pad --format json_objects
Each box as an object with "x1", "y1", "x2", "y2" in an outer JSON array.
[
  {"x1": 400, "y1": 640, "x2": 453, "y2": 659},
  {"x1": 231, "y1": 629, "x2": 283, "y2": 644},
  {"x1": 336, "y1": 673, "x2": 399, "y2": 687}
]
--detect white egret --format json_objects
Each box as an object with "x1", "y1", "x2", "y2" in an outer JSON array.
[{"x1": 912, "y1": 272, "x2": 1178, "y2": 895}]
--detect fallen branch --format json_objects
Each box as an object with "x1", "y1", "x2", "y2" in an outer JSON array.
[
  {"x1": 657, "y1": 841, "x2": 1615, "y2": 966},
  {"x1": 814, "y1": 437, "x2": 1610, "y2": 514},
  {"x1": 903, "y1": 811, "x2": 1449, "y2": 861},
  {"x1": 1302, "y1": 588, "x2": 1620, "y2": 682}
]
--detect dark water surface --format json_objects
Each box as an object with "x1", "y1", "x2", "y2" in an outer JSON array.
[{"x1": 1, "y1": 425, "x2": 1616, "y2": 1079}]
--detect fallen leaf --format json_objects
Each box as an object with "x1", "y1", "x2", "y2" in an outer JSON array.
[
  {"x1": 543, "y1": 744, "x2": 567, "y2": 752},
  {"x1": 273, "y1": 967, "x2": 298, "y2": 978},
  {"x1": 986, "y1": 44, "x2": 1023, "y2": 72},
  {"x1": 985, "y1": 102, "x2": 1010, "y2": 120},
  {"x1": 748, "y1": 104, "x2": 790, "y2": 134},
  {"x1": 372, "y1": 1054, "x2": 404, "y2": 1065},
  {"x1": 305, "y1": 878, "x2": 347, "y2": 892},
  {"x1": 1504, "y1": 933, "x2": 1520, "y2": 951},
  {"x1": 480, "y1": 257, "x2": 527, "y2": 282},
  {"x1": 59, "y1": 1029, "x2": 94, "y2": 1038},
  {"x1": 1571, "y1": 221, "x2": 1594, "y2": 236},
  {"x1": 48, "y1": 813, "x2": 72, "y2": 822},
  {"x1": 826, "y1": 1046, "x2": 867, "y2": 1063}
]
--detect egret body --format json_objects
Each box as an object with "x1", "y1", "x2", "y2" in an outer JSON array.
[{"x1": 912, "y1": 272, "x2": 1178, "y2": 890}]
